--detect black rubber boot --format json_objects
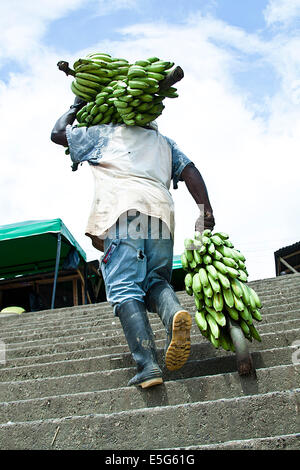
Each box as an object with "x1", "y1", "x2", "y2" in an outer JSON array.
[
  {"x1": 116, "y1": 299, "x2": 163, "y2": 389},
  {"x1": 145, "y1": 281, "x2": 192, "y2": 371}
]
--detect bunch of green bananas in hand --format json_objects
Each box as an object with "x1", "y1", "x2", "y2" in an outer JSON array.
[
  {"x1": 70, "y1": 52, "x2": 179, "y2": 127},
  {"x1": 181, "y1": 230, "x2": 263, "y2": 352}
]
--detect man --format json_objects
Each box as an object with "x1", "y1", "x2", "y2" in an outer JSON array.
[{"x1": 51, "y1": 95, "x2": 215, "y2": 389}]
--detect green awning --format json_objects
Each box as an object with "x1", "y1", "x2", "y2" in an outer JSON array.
[
  {"x1": 0, "y1": 218, "x2": 86, "y2": 280},
  {"x1": 172, "y1": 254, "x2": 182, "y2": 270}
]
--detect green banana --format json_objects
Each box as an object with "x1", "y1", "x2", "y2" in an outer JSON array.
[
  {"x1": 128, "y1": 79, "x2": 150, "y2": 90},
  {"x1": 217, "y1": 271, "x2": 231, "y2": 289},
  {"x1": 226, "y1": 266, "x2": 240, "y2": 279},
  {"x1": 248, "y1": 286, "x2": 262, "y2": 308},
  {"x1": 233, "y1": 293, "x2": 245, "y2": 312},
  {"x1": 222, "y1": 286, "x2": 235, "y2": 308},
  {"x1": 127, "y1": 86, "x2": 144, "y2": 96},
  {"x1": 194, "y1": 294, "x2": 202, "y2": 311},
  {"x1": 147, "y1": 56, "x2": 160, "y2": 63},
  {"x1": 71, "y1": 81, "x2": 94, "y2": 101},
  {"x1": 201, "y1": 235, "x2": 210, "y2": 245},
  {"x1": 202, "y1": 229, "x2": 212, "y2": 237},
  {"x1": 139, "y1": 93, "x2": 154, "y2": 102},
  {"x1": 118, "y1": 94, "x2": 134, "y2": 102},
  {"x1": 213, "y1": 232, "x2": 229, "y2": 239},
  {"x1": 216, "y1": 245, "x2": 232, "y2": 257},
  {"x1": 251, "y1": 308, "x2": 262, "y2": 321},
  {"x1": 219, "y1": 330, "x2": 231, "y2": 351},
  {"x1": 198, "y1": 268, "x2": 209, "y2": 287},
  {"x1": 147, "y1": 71, "x2": 165, "y2": 81},
  {"x1": 95, "y1": 95, "x2": 107, "y2": 106},
  {"x1": 185, "y1": 286, "x2": 193, "y2": 296},
  {"x1": 128, "y1": 66, "x2": 147, "y2": 78},
  {"x1": 195, "y1": 310, "x2": 207, "y2": 332},
  {"x1": 212, "y1": 292, "x2": 224, "y2": 313},
  {"x1": 238, "y1": 270, "x2": 248, "y2": 282},
  {"x1": 206, "y1": 264, "x2": 218, "y2": 280},
  {"x1": 240, "y1": 319, "x2": 251, "y2": 338},
  {"x1": 212, "y1": 250, "x2": 223, "y2": 261},
  {"x1": 206, "y1": 313, "x2": 220, "y2": 339},
  {"x1": 240, "y1": 282, "x2": 251, "y2": 306},
  {"x1": 204, "y1": 295, "x2": 213, "y2": 308},
  {"x1": 135, "y1": 59, "x2": 151, "y2": 67},
  {"x1": 194, "y1": 250, "x2": 202, "y2": 265},
  {"x1": 90, "y1": 104, "x2": 100, "y2": 115},
  {"x1": 180, "y1": 253, "x2": 189, "y2": 271},
  {"x1": 210, "y1": 235, "x2": 223, "y2": 246},
  {"x1": 238, "y1": 305, "x2": 252, "y2": 324},
  {"x1": 91, "y1": 112, "x2": 104, "y2": 125},
  {"x1": 72, "y1": 79, "x2": 98, "y2": 96},
  {"x1": 231, "y1": 248, "x2": 246, "y2": 262},
  {"x1": 212, "y1": 261, "x2": 228, "y2": 275},
  {"x1": 192, "y1": 273, "x2": 202, "y2": 295},
  {"x1": 184, "y1": 272, "x2": 193, "y2": 289},
  {"x1": 230, "y1": 277, "x2": 243, "y2": 298},
  {"x1": 249, "y1": 324, "x2": 262, "y2": 341},
  {"x1": 207, "y1": 273, "x2": 221, "y2": 293},
  {"x1": 225, "y1": 305, "x2": 240, "y2": 321},
  {"x1": 184, "y1": 249, "x2": 194, "y2": 264},
  {"x1": 75, "y1": 77, "x2": 103, "y2": 91},
  {"x1": 207, "y1": 243, "x2": 215, "y2": 255},
  {"x1": 222, "y1": 257, "x2": 238, "y2": 268},
  {"x1": 203, "y1": 254, "x2": 212, "y2": 265},
  {"x1": 203, "y1": 283, "x2": 213, "y2": 299}
]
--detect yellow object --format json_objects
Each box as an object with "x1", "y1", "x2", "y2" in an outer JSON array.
[{"x1": 0, "y1": 306, "x2": 25, "y2": 315}]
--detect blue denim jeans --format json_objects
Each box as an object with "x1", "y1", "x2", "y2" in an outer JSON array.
[{"x1": 100, "y1": 212, "x2": 173, "y2": 315}]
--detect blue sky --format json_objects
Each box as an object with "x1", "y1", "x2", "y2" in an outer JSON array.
[{"x1": 0, "y1": 0, "x2": 299, "y2": 281}]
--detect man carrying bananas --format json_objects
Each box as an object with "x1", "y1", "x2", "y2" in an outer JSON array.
[{"x1": 51, "y1": 95, "x2": 215, "y2": 389}]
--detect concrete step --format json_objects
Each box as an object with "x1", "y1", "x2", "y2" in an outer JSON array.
[
  {"x1": 3, "y1": 315, "x2": 299, "y2": 362},
  {"x1": 0, "y1": 362, "x2": 298, "y2": 425},
  {"x1": 2, "y1": 303, "x2": 299, "y2": 347},
  {"x1": 0, "y1": 274, "x2": 298, "y2": 330},
  {"x1": 171, "y1": 432, "x2": 300, "y2": 450},
  {"x1": 0, "y1": 345, "x2": 298, "y2": 402},
  {"x1": 1, "y1": 296, "x2": 299, "y2": 346},
  {"x1": 0, "y1": 273, "x2": 299, "y2": 450},
  {"x1": 1, "y1": 326, "x2": 298, "y2": 383},
  {"x1": 0, "y1": 388, "x2": 298, "y2": 449},
  {"x1": 4, "y1": 321, "x2": 299, "y2": 368},
  {"x1": 3, "y1": 322, "x2": 299, "y2": 373}
]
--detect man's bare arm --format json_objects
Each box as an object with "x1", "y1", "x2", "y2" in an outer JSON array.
[
  {"x1": 51, "y1": 96, "x2": 86, "y2": 147},
  {"x1": 181, "y1": 163, "x2": 215, "y2": 232}
]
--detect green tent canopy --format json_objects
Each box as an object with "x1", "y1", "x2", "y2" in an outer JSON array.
[{"x1": 0, "y1": 219, "x2": 86, "y2": 309}]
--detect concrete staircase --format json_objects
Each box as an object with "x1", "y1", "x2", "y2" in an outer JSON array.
[{"x1": 0, "y1": 273, "x2": 299, "y2": 450}]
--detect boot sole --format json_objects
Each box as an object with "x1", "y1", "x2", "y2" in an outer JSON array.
[
  {"x1": 139, "y1": 377, "x2": 164, "y2": 389},
  {"x1": 165, "y1": 310, "x2": 192, "y2": 371}
]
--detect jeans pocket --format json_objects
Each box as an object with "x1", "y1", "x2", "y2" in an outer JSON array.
[{"x1": 100, "y1": 239, "x2": 120, "y2": 275}]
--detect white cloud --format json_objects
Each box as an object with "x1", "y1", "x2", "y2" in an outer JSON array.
[
  {"x1": 0, "y1": 0, "x2": 87, "y2": 62},
  {"x1": 264, "y1": 0, "x2": 300, "y2": 27},
  {"x1": 93, "y1": 0, "x2": 139, "y2": 16},
  {"x1": 0, "y1": 5, "x2": 299, "y2": 281}
]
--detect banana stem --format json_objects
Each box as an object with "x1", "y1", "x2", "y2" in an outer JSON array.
[
  {"x1": 57, "y1": 61, "x2": 75, "y2": 77},
  {"x1": 228, "y1": 318, "x2": 256, "y2": 376},
  {"x1": 159, "y1": 66, "x2": 184, "y2": 91}
]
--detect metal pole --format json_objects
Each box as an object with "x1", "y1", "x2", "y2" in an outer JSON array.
[{"x1": 51, "y1": 233, "x2": 61, "y2": 310}]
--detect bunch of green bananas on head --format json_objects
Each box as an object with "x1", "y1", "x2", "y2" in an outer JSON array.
[
  {"x1": 181, "y1": 230, "x2": 263, "y2": 352},
  {"x1": 70, "y1": 52, "x2": 179, "y2": 127}
]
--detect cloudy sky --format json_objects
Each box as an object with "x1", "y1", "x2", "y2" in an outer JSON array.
[{"x1": 0, "y1": 0, "x2": 299, "y2": 281}]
